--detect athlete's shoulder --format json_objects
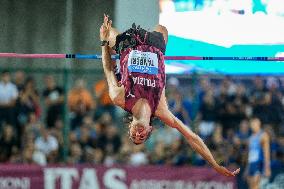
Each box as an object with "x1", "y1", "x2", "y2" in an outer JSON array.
[
  {"x1": 260, "y1": 131, "x2": 269, "y2": 144},
  {"x1": 261, "y1": 131, "x2": 269, "y2": 139}
]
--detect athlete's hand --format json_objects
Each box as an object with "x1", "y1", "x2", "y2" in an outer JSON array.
[
  {"x1": 214, "y1": 165, "x2": 240, "y2": 177},
  {"x1": 100, "y1": 14, "x2": 112, "y2": 41}
]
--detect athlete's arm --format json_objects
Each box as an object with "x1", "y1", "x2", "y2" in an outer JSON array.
[
  {"x1": 100, "y1": 15, "x2": 125, "y2": 107},
  {"x1": 102, "y1": 14, "x2": 120, "y2": 48},
  {"x1": 155, "y1": 91, "x2": 240, "y2": 177},
  {"x1": 261, "y1": 132, "x2": 271, "y2": 177}
]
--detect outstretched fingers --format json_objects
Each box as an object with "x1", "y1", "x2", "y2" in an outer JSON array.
[
  {"x1": 217, "y1": 166, "x2": 240, "y2": 177},
  {"x1": 108, "y1": 20, "x2": 112, "y2": 29},
  {"x1": 103, "y1": 14, "x2": 112, "y2": 30},
  {"x1": 232, "y1": 168, "x2": 240, "y2": 175},
  {"x1": 104, "y1": 14, "x2": 108, "y2": 25},
  {"x1": 224, "y1": 167, "x2": 240, "y2": 177}
]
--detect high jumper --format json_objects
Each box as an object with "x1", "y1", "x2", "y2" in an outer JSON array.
[{"x1": 100, "y1": 14, "x2": 240, "y2": 177}]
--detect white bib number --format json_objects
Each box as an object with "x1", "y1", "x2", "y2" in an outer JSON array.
[{"x1": 127, "y1": 50, "x2": 158, "y2": 75}]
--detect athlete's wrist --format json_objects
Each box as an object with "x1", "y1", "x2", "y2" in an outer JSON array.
[{"x1": 101, "y1": 40, "x2": 109, "y2": 46}]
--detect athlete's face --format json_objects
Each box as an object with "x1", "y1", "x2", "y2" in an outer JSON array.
[
  {"x1": 129, "y1": 123, "x2": 153, "y2": 144},
  {"x1": 250, "y1": 118, "x2": 261, "y2": 133}
]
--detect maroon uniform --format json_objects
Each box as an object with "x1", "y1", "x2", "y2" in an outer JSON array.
[{"x1": 114, "y1": 25, "x2": 166, "y2": 115}]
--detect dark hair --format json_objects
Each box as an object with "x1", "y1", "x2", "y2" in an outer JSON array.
[
  {"x1": 250, "y1": 115, "x2": 261, "y2": 122},
  {"x1": 25, "y1": 76, "x2": 35, "y2": 84},
  {"x1": 1, "y1": 70, "x2": 9, "y2": 75}
]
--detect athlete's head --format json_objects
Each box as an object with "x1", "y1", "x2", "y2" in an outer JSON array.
[
  {"x1": 250, "y1": 116, "x2": 261, "y2": 133},
  {"x1": 127, "y1": 117, "x2": 153, "y2": 145}
]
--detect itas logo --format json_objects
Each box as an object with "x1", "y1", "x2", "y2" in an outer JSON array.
[{"x1": 127, "y1": 50, "x2": 158, "y2": 75}]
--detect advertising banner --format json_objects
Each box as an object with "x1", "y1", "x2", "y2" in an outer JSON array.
[{"x1": 0, "y1": 165, "x2": 236, "y2": 189}]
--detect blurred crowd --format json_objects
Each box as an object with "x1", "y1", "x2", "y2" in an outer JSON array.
[{"x1": 0, "y1": 70, "x2": 283, "y2": 177}]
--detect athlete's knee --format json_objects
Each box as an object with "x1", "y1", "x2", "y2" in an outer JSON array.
[{"x1": 251, "y1": 175, "x2": 260, "y2": 189}]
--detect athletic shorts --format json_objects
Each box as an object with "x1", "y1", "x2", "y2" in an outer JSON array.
[{"x1": 248, "y1": 161, "x2": 263, "y2": 176}]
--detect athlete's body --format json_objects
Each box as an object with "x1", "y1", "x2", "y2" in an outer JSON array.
[
  {"x1": 100, "y1": 14, "x2": 240, "y2": 177},
  {"x1": 247, "y1": 117, "x2": 271, "y2": 189}
]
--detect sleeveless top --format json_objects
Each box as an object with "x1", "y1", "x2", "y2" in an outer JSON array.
[
  {"x1": 114, "y1": 24, "x2": 166, "y2": 116},
  {"x1": 248, "y1": 131, "x2": 264, "y2": 163}
]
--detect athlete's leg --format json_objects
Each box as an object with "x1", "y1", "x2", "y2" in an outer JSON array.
[
  {"x1": 153, "y1": 24, "x2": 168, "y2": 44},
  {"x1": 248, "y1": 175, "x2": 261, "y2": 189},
  {"x1": 247, "y1": 176, "x2": 252, "y2": 189}
]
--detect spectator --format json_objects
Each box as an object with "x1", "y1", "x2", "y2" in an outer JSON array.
[
  {"x1": 212, "y1": 124, "x2": 223, "y2": 146},
  {"x1": 151, "y1": 125, "x2": 181, "y2": 146},
  {"x1": 80, "y1": 115, "x2": 97, "y2": 140},
  {"x1": 0, "y1": 70, "x2": 18, "y2": 126},
  {"x1": 21, "y1": 140, "x2": 46, "y2": 165},
  {"x1": 35, "y1": 127, "x2": 59, "y2": 163},
  {"x1": 264, "y1": 125, "x2": 282, "y2": 169},
  {"x1": 13, "y1": 71, "x2": 26, "y2": 92},
  {"x1": 253, "y1": 92, "x2": 282, "y2": 125},
  {"x1": 97, "y1": 111, "x2": 113, "y2": 126},
  {"x1": 0, "y1": 124, "x2": 18, "y2": 162},
  {"x1": 76, "y1": 125, "x2": 93, "y2": 149},
  {"x1": 84, "y1": 147, "x2": 104, "y2": 164},
  {"x1": 168, "y1": 139, "x2": 189, "y2": 166},
  {"x1": 15, "y1": 77, "x2": 41, "y2": 141},
  {"x1": 103, "y1": 125, "x2": 121, "y2": 166},
  {"x1": 217, "y1": 80, "x2": 244, "y2": 137},
  {"x1": 251, "y1": 76, "x2": 267, "y2": 101},
  {"x1": 43, "y1": 75, "x2": 64, "y2": 128},
  {"x1": 68, "y1": 79, "x2": 94, "y2": 129},
  {"x1": 198, "y1": 90, "x2": 217, "y2": 139},
  {"x1": 67, "y1": 142, "x2": 83, "y2": 164},
  {"x1": 129, "y1": 144, "x2": 148, "y2": 166},
  {"x1": 49, "y1": 119, "x2": 64, "y2": 151},
  {"x1": 16, "y1": 91, "x2": 35, "y2": 128},
  {"x1": 23, "y1": 113, "x2": 42, "y2": 142},
  {"x1": 232, "y1": 84, "x2": 249, "y2": 117},
  {"x1": 198, "y1": 78, "x2": 212, "y2": 103},
  {"x1": 267, "y1": 77, "x2": 284, "y2": 124},
  {"x1": 93, "y1": 79, "x2": 116, "y2": 120},
  {"x1": 167, "y1": 77, "x2": 191, "y2": 124},
  {"x1": 221, "y1": 76, "x2": 237, "y2": 96},
  {"x1": 105, "y1": 125, "x2": 121, "y2": 154},
  {"x1": 22, "y1": 142, "x2": 36, "y2": 164},
  {"x1": 118, "y1": 136, "x2": 132, "y2": 164},
  {"x1": 90, "y1": 122, "x2": 107, "y2": 150},
  {"x1": 234, "y1": 119, "x2": 250, "y2": 149},
  {"x1": 150, "y1": 142, "x2": 166, "y2": 164},
  {"x1": 22, "y1": 77, "x2": 41, "y2": 118}
]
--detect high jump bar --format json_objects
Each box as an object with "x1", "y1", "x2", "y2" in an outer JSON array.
[{"x1": 0, "y1": 53, "x2": 284, "y2": 61}]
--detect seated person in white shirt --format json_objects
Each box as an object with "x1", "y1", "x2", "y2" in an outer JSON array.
[{"x1": 0, "y1": 70, "x2": 18, "y2": 126}]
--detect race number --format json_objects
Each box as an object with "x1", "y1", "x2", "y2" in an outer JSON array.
[{"x1": 127, "y1": 50, "x2": 158, "y2": 75}]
